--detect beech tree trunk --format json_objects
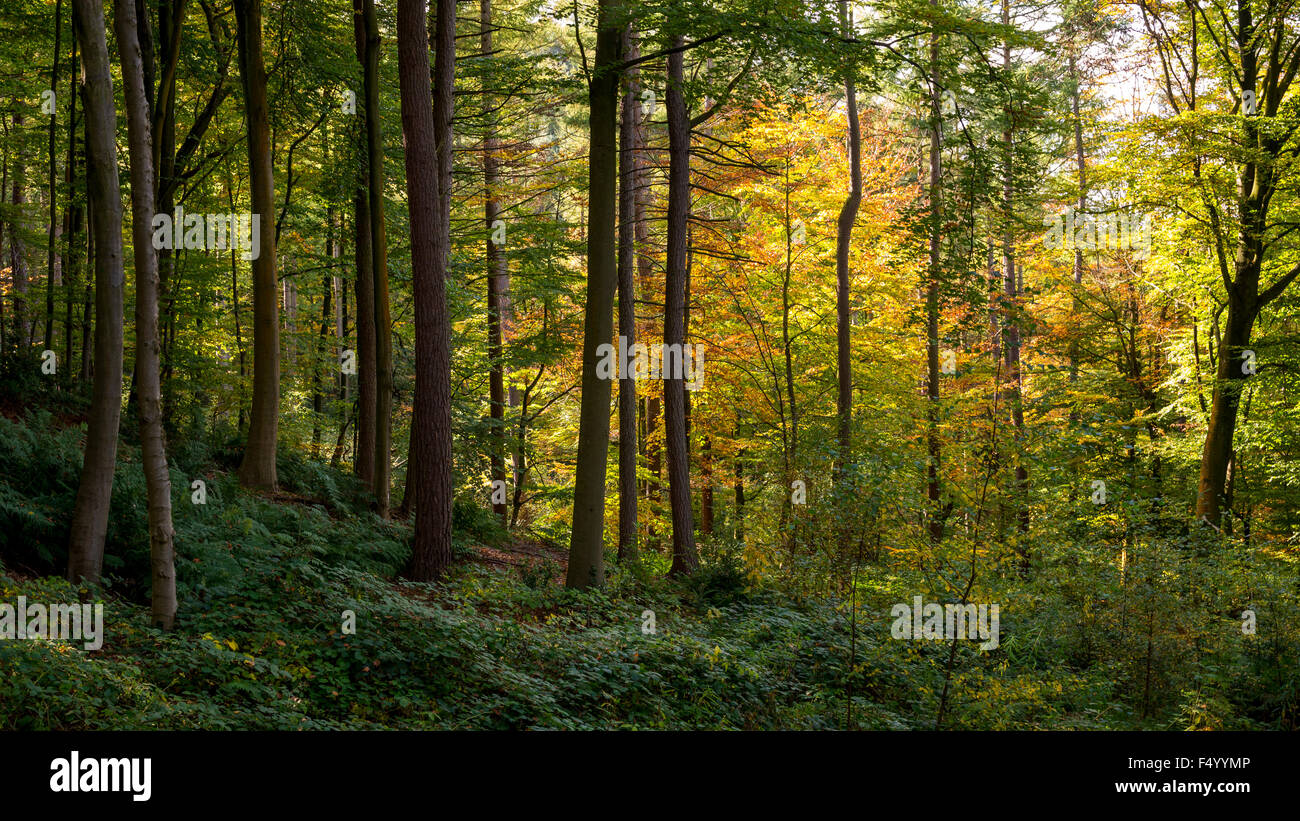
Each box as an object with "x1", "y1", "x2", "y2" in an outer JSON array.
[
  {"x1": 234, "y1": 0, "x2": 279, "y2": 490},
  {"x1": 115, "y1": 0, "x2": 177, "y2": 629},
  {"x1": 834, "y1": 0, "x2": 861, "y2": 482},
  {"x1": 66, "y1": 0, "x2": 123, "y2": 585},
  {"x1": 925, "y1": 0, "x2": 944, "y2": 545}
]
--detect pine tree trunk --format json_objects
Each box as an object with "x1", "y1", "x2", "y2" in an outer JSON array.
[
  {"x1": 565, "y1": 0, "x2": 622, "y2": 588},
  {"x1": 664, "y1": 36, "x2": 698, "y2": 576},
  {"x1": 616, "y1": 24, "x2": 641, "y2": 561},
  {"x1": 398, "y1": 0, "x2": 454, "y2": 580}
]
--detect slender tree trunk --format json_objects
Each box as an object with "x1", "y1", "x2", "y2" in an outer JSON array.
[
  {"x1": 483, "y1": 0, "x2": 509, "y2": 525},
  {"x1": 66, "y1": 0, "x2": 124, "y2": 585},
  {"x1": 312, "y1": 234, "x2": 333, "y2": 458},
  {"x1": 565, "y1": 0, "x2": 622, "y2": 588},
  {"x1": 835, "y1": 0, "x2": 861, "y2": 483},
  {"x1": 153, "y1": 0, "x2": 182, "y2": 429},
  {"x1": 356, "y1": 0, "x2": 392, "y2": 515},
  {"x1": 1068, "y1": 48, "x2": 1086, "y2": 387},
  {"x1": 616, "y1": 24, "x2": 641, "y2": 561},
  {"x1": 398, "y1": 0, "x2": 454, "y2": 580},
  {"x1": 634, "y1": 76, "x2": 657, "y2": 546},
  {"x1": 925, "y1": 0, "x2": 944, "y2": 545},
  {"x1": 10, "y1": 111, "x2": 30, "y2": 347},
  {"x1": 700, "y1": 436, "x2": 713, "y2": 536},
  {"x1": 62, "y1": 17, "x2": 81, "y2": 381},
  {"x1": 1001, "y1": 0, "x2": 1028, "y2": 553},
  {"x1": 115, "y1": 0, "x2": 177, "y2": 629},
  {"x1": 351, "y1": 174, "x2": 376, "y2": 482},
  {"x1": 664, "y1": 36, "x2": 697, "y2": 576},
  {"x1": 234, "y1": 0, "x2": 279, "y2": 489},
  {"x1": 779, "y1": 163, "x2": 797, "y2": 552},
  {"x1": 45, "y1": 0, "x2": 64, "y2": 350},
  {"x1": 733, "y1": 445, "x2": 745, "y2": 544}
]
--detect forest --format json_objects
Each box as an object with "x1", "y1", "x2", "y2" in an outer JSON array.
[{"x1": 0, "y1": 0, "x2": 1297, "y2": 733}]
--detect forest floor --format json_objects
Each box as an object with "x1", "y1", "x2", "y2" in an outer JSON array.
[{"x1": 0, "y1": 401, "x2": 1296, "y2": 730}]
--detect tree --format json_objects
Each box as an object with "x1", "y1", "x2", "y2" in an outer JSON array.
[
  {"x1": 834, "y1": 0, "x2": 861, "y2": 484},
  {"x1": 664, "y1": 34, "x2": 698, "y2": 576},
  {"x1": 66, "y1": 0, "x2": 124, "y2": 585},
  {"x1": 398, "y1": 0, "x2": 454, "y2": 581},
  {"x1": 484, "y1": 0, "x2": 510, "y2": 526},
  {"x1": 356, "y1": 0, "x2": 394, "y2": 516},
  {"x1": 567, "y1": 0, "x2": 622, "y2": 589},
  {"x1": 234, "y1": 0, "x2": 280, "y2": 490},
  {"x1": 114, "y1": 0, "x2": 177, "y2": 628},
  {"x1": 616, "y1": 23, "x2": 641, "y2": 561}
]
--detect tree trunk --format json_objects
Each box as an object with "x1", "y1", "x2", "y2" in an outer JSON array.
[
  {"x1": 10, "y1": 111, "x2": 30, "y2": 348},
  {"x1": 234, "y1": 0, "x2": 279, "y2": 490},
  {"x1": 66, "y1": 0, "x2": 124, "y2": 585},
  {"x1": 115, "y1": 0, "x2": 177, "y2": 629},
  {"x1": 616, "y1": 24, "x2": 641, "y2": 561},
  {"x1": 925, "y1": 0, "x2": 944, "y2": 545},
  {"x1": 565, "y1": 0, "x2": 621, "y2": 588},
  {"x1": 664, "y1": 36, "x2": 698, "y2": 576},
  {"x1": 483, "y1": 0, "x2": 509, "y2": 525},
  {"x1": 45, "y1": 0, "x2": 64, "y2": 350},
  {"x1": 351, "y1": 174, "x2": 376, "y2": 483},
  {"x1": 1001, "y1": 0, "x2": 1028, "y2": 554},
  {"x1": 834, "y1": 0, "x2": 861, "y2": 483},
  {"x1": 397, "y1": 0, "x2": 454, "y2": 581},
  {"x1": 356, "y1": 0, "x2": 392, "y2": 515},
  {"x1": 62, "y1": 15, "x2": 81, "y2": 382}
]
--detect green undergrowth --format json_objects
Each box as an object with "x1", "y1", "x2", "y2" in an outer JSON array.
[{"x1": 0, "y1": 410, "x2": 1295, "y2": 730}]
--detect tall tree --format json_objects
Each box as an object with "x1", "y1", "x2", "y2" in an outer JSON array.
[
  {"x1": 398, "y1": 0, "x2": 454, "y2": 581},
  {"x1": 616, "y1": 23, "x2": 641, "y2": 561},
  {"x1": 9, "y1": 110, "x2": 30, "y2": 348},
  {"x1": 45, "y1": 0, "x2": 64, "y2": 350},
  {"x1": 925, "y1": 0, "x2": 945, "y2": 545},
  {"x1": 114, "y1": 0, "x2": 177, "y2": 629},
  {"x1": 834, "y1": 0, "x2": 861, "y2": 483},
  {"x1": 65, "y1": 0, "x2": 124, "y2": 584},
  {"x1": 234, "y1": 0, "x2": 279, "y2": 489},
  {"x1": 664, "y1": 36, "x2": 698, "y2": 575},
  {"x1": 483, "y1": 0, "x2": 510, "y2": 525},
  {"x1": 1001, "y1": 0, "x2": 1028, "y2": 551},
  {"x1": 566, "y1": 0, "x2": 622, "y2": 588},
  {"x1": 356, "y1": 0, "x2": 393, "y2": 516},
  {"x1": 1173, "y1": 0, "x2": 1300, "y2": 527}
]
